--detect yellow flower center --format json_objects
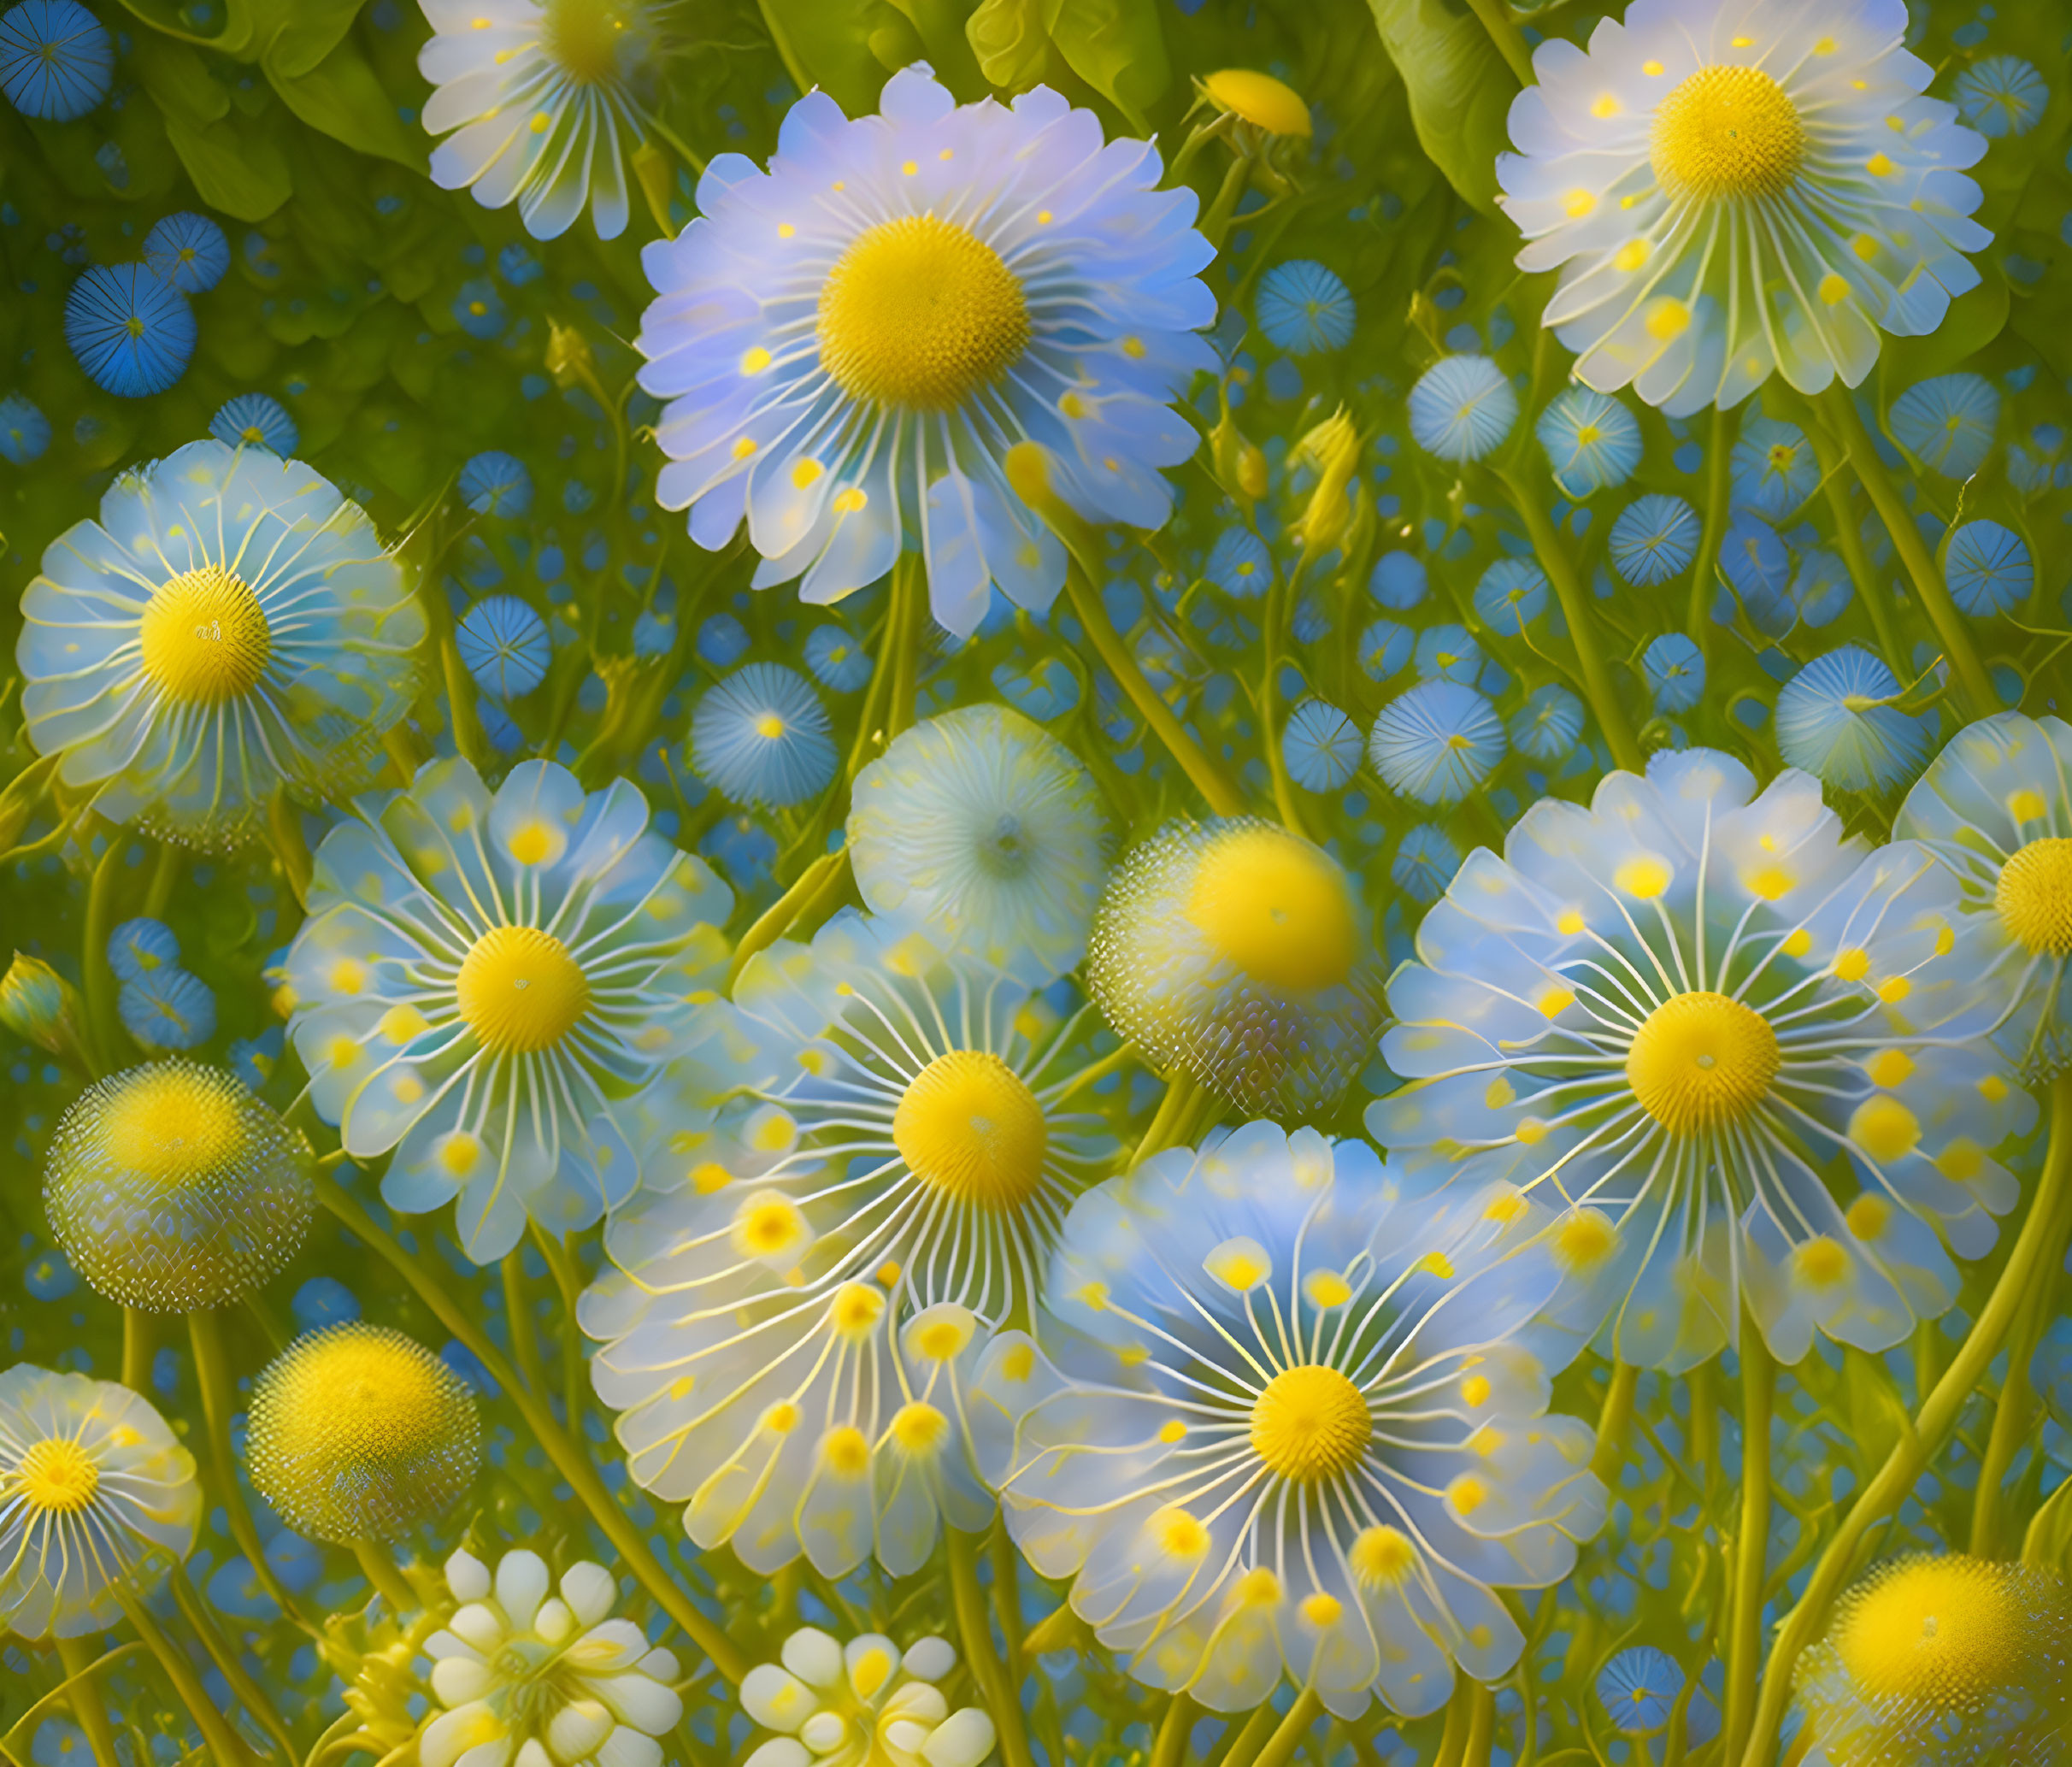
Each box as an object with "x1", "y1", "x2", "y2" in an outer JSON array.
[
  {"x1": 15, "y1": 1437, "x2": 100, "y2": 1515},
  {"x1": 1625, "y1": 990, "x2": 1780, "y2": 1135},
  {"x1": 892, "y1": 1049, "x2": 1048, "y2": 1210},
  {"x1": 1835, "y1": 1558, "x2": 2019, "y2": 1709},
  {"x1": 138, "y1": 565, "x2": 273, "y2": 705},
  {"x1": 1250, "y1": 1364, "x2": 1370, "y2": 1482},
  {"x1": 455, "y1": 925, "x2": 591, "y2": 1053},
  {"x1": 540, "y1": 0, "x2": 640, "y2": 85},
  {"x1": 97, "y1": 1064, "x2": 249, "y2": 1190},
  {"x1": 1996, "y1": 837, "x2": 2072, "y2": 955},
  {"x1": 818, "y1": 215, "x2": 1030, "y2": 411},
  {"x1": 1200, "y1": 68, "x2": 1312, "y2": 138},
  {"x1": 1187, "y1": 826, "x2": 1358, "y2": 993},
  {"x1": 1651, "y1": 64, "x2": 1805, "y2": 202}
]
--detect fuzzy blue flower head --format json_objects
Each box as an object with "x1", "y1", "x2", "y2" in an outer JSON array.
[
  {"x1": 637, "y1": 66, "x2": 1216, "y2": 639},
  {"x1": 1537, "y1": 386, "x2": 1640, "y2": 495},
  {"x1": 1892, "y1": 374, "x2": 1999, "y2": 480},
  {"x1": 142, "y1": 212, "x2": 229, "y2": 293},
  {"x1": 1777, "y1": 646, "x2": 1931, "y2": 792},
  {"x1": 1954, "y1": 56, "x2": 2049, "y2": 138},
  {"x1": 64, "y1": 265, "x2": 196, "y2": 398},
  {"x1": 120, "y1": 968, "x2": 216, "y2": 1051},
  {"x1": 1369, "y1": 679, "x2": 1505, "y2": 804},
  {"x1": 458, "y1": 451, "x2": 533, "y2": 518},
  {"x1": 456, "y1": 595, "x2": 550, "y2": 700},
  {"x1": 1642, "y1": 632, "x2": 1705, "y2": 713},
  {"x1": 1393, "y1": 824, "x2": 1462, "y2": 904},
  {"x1": 1204, "y1": 527, "x2": 1273, "y2": 599},
  {"x1": 691, "y1": 663, "x2": 837, "y2": 809},
  {"x1": 1409, "y1": 356, "x2": 1516, "y2": 462},
  {"x1": 1475, "y1": 557, "x2": 1550, "y2": 630},
  {"x1": 210, "y1": 393, "x2": 298, "y2": 456},
  {"x1": 0, "y1": 392, "x2": 50, "y2": 465},
  {"x1": 1610, "y1": 494, "x2": 1700, "y2": 586},
  {"x1": 1732, "y1": 417, "x2": 1817, "y2": 519},
  {"x1": 1282, "y1": 698, "x2": 1363, "y2": 792},
  {"x1": 1944, "y1": 521, "x2": 2031, "y2": 616},
  {"x1": 802, "y1": 623, "x2": 871, "y2": 694},
  {"x1": 1598, "y1": 1646, "x2": 1684, "y2": 1735},
  {"x1": 0, "y1": 0, "x2": 111, "y2": 121},
  {"x1": 1257, "y1": 259, "x2": 1355, "y2": 355},
  {"x1": 1510, "y1": 683, "x2": 1586, "y2": 762}
]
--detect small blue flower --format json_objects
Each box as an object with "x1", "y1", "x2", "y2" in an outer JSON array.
[
  {"x1": 697, "y1": 613, "x2": 751, "y2": 669},
  {"x1": 1257, "y1": 259, "x2": 1355, "y2": 356},
  {"x1": 1282, "y1": 699, "x2": 1362, "y2": 791},
  {"x1": 803, "y1": 624, "x2": 873, "y2": 694},
  {"x1": 1409, "y1": 356, "x2": 1517, "y2": 462},
  {"x1": 456, "y1": 595, "x2": 551, "y2": 699},
  {"x1": 1777, "y1": 645, "x2": 1931, "y2": 792},
  {"x1": 1369, "y1": 679, "x2": 1505, "y2": 804},
  {"x1": 1474, "y1": 557, "x2": 1549, "y2": 629},
  {"x1": 1414, "y1": 622, "x2": 1484, "y2": 685},
  {"x1": 229, "y1": 1024, "x2": 284, "y2": 1093},
  {"x1": 119, "y1": 969, "x2": 216, "y2": 1051},
  {"x1": 1509, "y1": 683, "x2": 1585, "y2": 761},
  {"x1": 209, "y1": 392, "x2": 297, "y2": 456},
  {"x1": 1358, "y1": 618, "x2": 1414, "y2": 680},
  {"x1": 1788, "y1": 547, "x2": 1852, "y2": 629},
  {"x1": 1955, "y1": 55, "x2": 2048, "y2": 138},
  {"x1": 476, "y1": 695, "x2": 525, "y2": 754},
  {"x1": 1642, "y1": 632, "x2": 1704, "y2": 713},
  {"x1": 291, "y1": 1276, "x2": 359, "y2": 1329},
  {"x1": 0, "y1": 392, "x2": 50, "y2": 464},
  {"x1": 691, "y1": 663, "x2": 836, "y2": 808},
  {"x1": 1731, "y1": 416, "x2": 1817, "y2": 519},
  {"x1": 1945, "y1": 520, "x2": 2033, "y2": 615},
  {"x1": 64, "y1": 264, "x2": 197, "y2": 398},
  {"x1": 0, "y1": 0, "x2": 111, "y2": 121},
  {"x1": 109, "y1": 919, "x2": 180, "y2": 983},
  {"x1": 1536, "y1": 386, "x2": 1640, "y2": 496},
  {"x1": 1891, "y1": 374, "x2": 1999, "y2": 480},
  {"x1": 1610, "y1": 493, "x2": 1700, "y2": 586},
  {"x1": 700, "y1": 811, "x2": 778, "y2": 886},
  {"x1": 1720, "y1": 512, "x2": 1793, "y2": 630},
  {"x1": 1204, "y1": 526, "x2": 1273, "y2": 598},
  {"x1": 1597, "y1": 1646, "x2": 1683, "y2": 1735},
  {"x1": 1392, "y1": 823, "x2": 1462, "y2": 904},
  {"x1": 459, "y1": 451, "x2": 532, "y2": 517},
  {"x1": 452, "y1": 276, "x2": 506, "y2": 340},
  {"x1": 1368, "y1": 549, "x2": 1427, "y2": 610},
  {"x1": 142, "y1": 212, "x2": 229, "y2": 294}
]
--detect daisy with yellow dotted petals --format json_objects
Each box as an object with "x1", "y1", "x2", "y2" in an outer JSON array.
[
  {"x1": 1371, "y1": 749, "x2": 2030, "y2": 1373},
  {"x1": 17, "y1": 440, "x2": 425, "y2": 845},
  {"x1": 971, "y1": 1122, "x2": 1606, "y2": 1719},
  {"x1": 580, "y1": 909, "x2": 1111, "y2": 1577},
  {"x1": 0, "y1": 1364, "x2": 200, "y2": 1637},
  {"x1": 637, "y1": 64, "x2": 1217, "y2": 638},
  {"x1": 285, "y1": 757, "x2": 733, "y2": 1263},
  {"x1": 1498, "y1": 0, "x2": 1991, "y2": 415}
]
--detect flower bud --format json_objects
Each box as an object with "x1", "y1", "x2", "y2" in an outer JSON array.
[
  {"x1": 0, "y1": 952, "x2": 88, "y2": 1067},
  {"x1": 1210, "y1": 404, "x2": 1270, "y2": 507},
  {"x1": 1199, "y1": 69, "x2": 1312, "y2": 139},
  {"x1": 1294, "y1": 408, "x2": 1361, "y2": 557},
  {"x1": 544, "y1": 318, "x2": 596, "y2": 391}
]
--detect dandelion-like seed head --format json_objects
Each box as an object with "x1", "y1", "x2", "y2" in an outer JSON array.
[
  {"x1": 1834, "y1": 1557, "x2": 2015, "y2": 1708},
  {"x1": 44, "y1": 1060, "x2": 315, "y2": 1312},
  {"x1": 1651, "y1": 64, "x2": 1805, "y2": 201},
  {"x1": 1186, "y1": 824, "x2": 1359, "y2": 995},
  {"x1": 246, "y1": 1322, "x2": 480, "y2": 1543}
]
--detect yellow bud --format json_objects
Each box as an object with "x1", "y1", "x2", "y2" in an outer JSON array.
[
  {"x1": 0, "y1": 951, "x2": 86, "y2": 1063},
  {"x1": 1295, "y1": 408, "x2": 1361, "y2": 557},
  {"x1": 544, "y1": 318, "x2": 595, "y2": 389}
]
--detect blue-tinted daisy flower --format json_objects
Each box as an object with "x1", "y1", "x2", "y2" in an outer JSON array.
[
  {"x1": 1642, "y1": 633, "x2": 1705, "y2": 714},
  {"x1": 1890, "y1": 374, "x2": 1999, "y2": 480},
  {"x1": 1393, "y1": 823, "x2": 1461, "y2": 904},
  {"x1": 109, "y1": 919, "x2": 180, "y2": 983},
  {"x1": 691, "y1": 664, "x2": 836, "y2": 810},
  {"x1": 1777, "y1": 646, "x2": 1931, "y2": 792},
  {"x1": 1359, "y1": 618, "x2": 1414, "y2": 680},
  {"x1": 456, "y1": 595, "x2": 551, "y2": 699},
  {"x1": 1787, "y1": 547, "x2": 1853, "y2": 630},
  {"x1": 1944, "y1": 520, "x2": 2031, "y2": 615},
  {"x1": 1257, "y1": 259, "x2": 1355, "y2": 355},
  {"x1": 1720, "y1": 512, "x2": 1793, "y2": 630},
  {"x1": 696, "y1": 613, "x2": 750, "y2": 669},
  {"x1": 1373, "y1": 749, "x2": 2029, "y2": 1370},
  {"x1": 1369, "y1": 680, "x2": 1504, "y2": 804},
  {"x1": 1204, "y1": 526, "x2": 1273, "y2": 598},
  {"x1": 418, "y1": 0, "x2": 662, "y2": 239},
  {"x1": 639, "y1": 67, "x2": 1216, "y2": 639},
  {"x1": 1732, "y1": 417, "x2": 1817, "y2": 519},
  {"x1": 802, "y1": 624, "x2": 872, "y2": 693},
  {"x1": 582, "y1": 910, "x2": 1111, "y2": 1576},
  {"x1": 18, "y1": 441, "x2": 427, "y2": 844},
  {"x1": 849, "y1": 704, "x2": 1108, "y2": 983},
  {"x1": 973, "y1": 1123, "x2": 1606, "y2": 1719},
  {"x1": 1510, "y1": 683, "x2": 1585, "y2": 761},
  {"x1": 0, "y1": 0, "x2": 111, "y2": 121},
  {"x1": 1414, "y1": 623, "x2": 1484, "y2": 686},
  {"x1": 1475, "y1": 557, "x2": 1550, "y2": 629},
  {"x1": 1369, "y1": 549, "x2": 1427, "y2": 610},
  {"x1": 1409, "y1": 356, "x2": 1517, "y2": 462},
  {"x1": 142, "y1": 212, "x2": 229, "y2": 294},
  {"x1": 1598, "y1": 1646, "x2": 1682, "y2": 1735},
  {"x1": 119, "y1": 968, "x2": 216, "y2": 1051},
  {"x1": 1536, "y1": 386, "x2": 1640, "y2": 496},
  {"x1": 1282, "y1": 698, "x2": 1363, "y2": 792},
  {"x1": 287, "y1": 757, "x2": 733, "y2": 1262},
  {"x1": 1954, "y1": 56, "x2": 2048, "y2": 138},
  {"x1": 209, "y1": 393, "x2": 297, "y2": 456},
  {"x1": 64, "y1": 265, "x2": 196, "y2": 398},
  {"x1": 458, "y1": 451, "x2": 533, "y2": 518},
  {"x1": 0, "y1": 392, "x2": 50, "y2": 464},
  {"x1": 1610, "y1": 494, "x2": 1699, "y2": 586}
]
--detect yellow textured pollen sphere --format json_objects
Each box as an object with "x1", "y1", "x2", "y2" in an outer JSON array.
[
  {"x1": 1186, "y1": 826, "x2": 1360, "y2": 994},
  {"x1": 818, "y1": 215, "x2": 1030, "y2": 410},
  {"x1": 892, "y1": 1049, "x2": 1049, "y2": 1210},
  {"x1": 1201, "y1": 68, "x2": 1312, "y2": 138},
  {"x1": 1995, "y1": 837, "x2": 2072, "y2": 955},
  {"x1": 1834, "y1": 1556, "x2": 2018, "y2": 1706},
  {"x1": 245, "y1": 1322, "x2": 480, "y2": 1544},
  {"x1": 456, "y1": 923, "x2": 592, "y2": 1053},
  {"x1": 17, "y1": 1437, "x2": 100, "y2": 1516},
  {"x1": 1625, "y1": 990, "x2": 1781, "y2": 1135},
  {"x1": 1251, "y1": 1364, "x2": 1371, "y2": 1482},
  {"x1": 1651, "y1": 64, "x2": 1806, "y2": 202},
  {"x1": 138, "y1": 565, "x2": 273, "y2": 705},
  {"x1": 540, "y1": 0, "x2": 640, "y2": 85}
]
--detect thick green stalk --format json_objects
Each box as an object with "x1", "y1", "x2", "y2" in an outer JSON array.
[
  {"x1": 353, "y1": 1540, "x2": 419, "y2": 1615},
  {"x1": 1211, "y1": 1705, "x2": 1278, "y2": 1767},
  {"x1": 1686, "y1": 407, "x2": 1731, "y2": 657},
  {"x1": 1970, "y1": 1263, "x2": 2052, "y2": 1556},
  {"x1": 1253, "y1": 1688, "x2": 1322, "y2": 1767},
  {"x1": 886, "y1": 553, "x2": 925, "y2": 744},
  {"x1": 52, "y1": 1636, "x2": 121, "y2": 1767},
  {"x1": 1722, "y1": 1320, "x2": 1774, "y2": 1764},
  {"x1": 117, "y1": 1584, "x2": 261, "y2": 1767},
  {"x1": 726, "y1": 846, "x2": 849, "y2": 993},
  {"x1": 1589, "y1": 1360, "x2": 1639, "y2": 1484},
  {"x1": 121, "y1": 1308, "x2": 151, "y2": 1393},
  {"x1": 1798, "y1": 415, "x2": 1904, "y2": 670},
  {"x1": 169, "y1": 1564, "x2": 300, "y2": 1764},
  {"x1": 80, "y1": 836, "x2": 125, "y2": 1075},
  {"x1": 1459, "y1": 1682, "x2": 1495, "y2": 1767},
  {"x1": 1260, "y1": 566, "x2": 1309, "y2": 839},
  {"x1": 187, "y1": 1310, "x2": 309, "y2": 1629},
  {"x1": 947, "y1": 1527, "x2": 1033, "y2": 1767},
  {"x1": 1463, "y1": 0, "x2": 1533, "y2": 84},
  {"x1": 1152, "y1": 1692, "x2": 1198, "y2": 1767}
]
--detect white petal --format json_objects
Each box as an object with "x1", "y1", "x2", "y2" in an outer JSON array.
[
  {"x1": 548, "y1": 1699, "x2": 615, "y2": 1762},
  {"x1": 780, "y1": 1628, "x2": 844, "y2": 1689},
  {"x1": 445, "y1": 1547, "x2": 492, "y2": 1603},
  {"x1": 560, "y1": 1560, "x2": 617, "y2": 1628},
  {"x1": 923, "y1": 1709, "x2": 998, "y2": 1767},
  {"x1": 741, "y1": 1664, "x2": 815, "y2": 1733},
  {"x1": 494, "y1": 1550, "x2": 550, "y2": 1629},
  {"x1": 902, "y1": 1638, "x2": 956, "y2": 1684}
]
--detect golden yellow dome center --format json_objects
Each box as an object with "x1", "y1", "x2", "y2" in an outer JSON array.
[
  {"x1": 1187, "y1": 826, "x2": 1359, "y2": 994},
  {"x1": 541, "y1": 0, "x2": 640, "y2": 85},
  {"x1": 1835, "y1": 1558, "x2": 2021, "y2": 1709},
  {"x1": 97, "y1": 1065, "x2": 249, "y2": 1191},
  {"x1": 138, "y1": 565, "x2": 272, "y2": 705},
  {"x1": 1996, "y1": 837, "x2": 2072, "y2": 956},
  {"x1": 818, "y1": 215, "x2": 1030, "y2": 411},
  {"x1": 269, "y1": 1332, "x2": 456, "y2": 1468},
  {"x1": 1250, "y1": 1364, "x2": 1370, "y2": 1482},
  {"x1": 1626, "y1": 990, "x2": 1780, "y2": 1135},
  {"x1": 892, "y1": 1049, "x2": 1048, "y2": 1210},
  {"x1": 456, "y1": 924, "x2": 591, "y2": 1054},
  {"x1": 1201, "y1": 68, "x2": 1312, "y2": 138},
  {"x1": 16, "y1": 1436, "x2": 100, "y2": 1516},
  {"x1": 1651, "y1": 64, "x2": 1805, "y2": 202}
]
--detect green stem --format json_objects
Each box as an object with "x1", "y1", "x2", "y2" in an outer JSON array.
[
  {"x1": 1802, "y1": 421, "x2": 1904, "y2": 670},
  {"x1": 81, "y1": 835, "x2": 125, "y2": 1076},
  {"x1": 1686, "y1": 406, "x2": 1731, "y2": 659},
  {"x1": 502, "y1": 1249, "x2": 550, "y2": 1399},
  {"x1": 1463, "y1": 0, "x2": 1533, "y2": 85},
  {"x1": 886, "y1": 553, "x2": 925, "y2": 744},
  {"x1": 52, "y1": 1635, "x2": 121, "y2": 1767},
  {"x1": 1197, "y1": 156, "x2": 1254, "y2": 255},
  {"x1": 533, "y1": 1222, "x2": 589, "y2": 1446},
  {"x1": 1152, "y1": 1692, "x2": 1197, "y2": 1767},
  {"x1": 1130, "y1": 1074, "x2": 1202, "y2": 1169},
  {"x1": 1459, "y1": 1682, "x2": 1495, "y2": 1767},
  {"x1": 989, "y1": 1520, "x2": 1026, "y2": 1671},
  {"x1": 1253, "y1": 1688, "x2": 1322, "y2": 1767},
  {"x1": 1970, "y1": 1262, "x2": 2051, "y2": 1557},
  {"x1": 1589, "y1": 1360, "x2": 1639, "y2": 1485},
  {"x1": 725, "y1": 847, "x2": 849, "y2": 993},
  {"x1": 117, "y1": 1584, "x2": 260, "y2": 1767},
  {"x1": 313, "y1": 1173, "x2": 749, "y2": 1682},
  {"x1": 1432, "y1": 1678, "x2": 1472, "y2": 1767},
  {"x1": 1260, "y1": 566, "x2": 1309, "y2": 839},
  {"x1": 352, "y1": 1540, "x2": 419, "y2": 1616},
  {"x1": 1722, "y1": 1319, "x2": 1774, "y2": 1765},
  {"x1": 122, "y1": 1308, "x2": 151, "y2": 1393},
  {"x1": 1821, "y1": 384, "x2": 1995, "y2": 716},
  {"x1": 187, "y1": 1310, "x2": 309, "y2": 1630},
  {"x1": 946, "y1": 1527, "x2": 1033, "y2": 1767},
  {"x1": 168, "y1": 1564, "x2": 300, "y2": 1765},
  {"x1": 1212, "y1": 1706, "x2": 1277, "y2": 1767},
  {"x1": 142, "y1": 842, "x2": 181, "y2": 922},
  {"x1": 1738, "y1": 1069, "x2": 2072, "y2": 1767},
  {"x1": 267, "y1": 792, "x2": 312, "y2": 913}
]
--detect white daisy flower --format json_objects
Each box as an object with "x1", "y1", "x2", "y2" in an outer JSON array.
[{"x1": 739, "y1": 1628, "x2": 996, "y2": 1767}]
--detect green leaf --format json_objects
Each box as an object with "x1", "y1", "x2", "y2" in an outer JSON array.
[
  {"x1": 1046, "y1": 0, "x2": 1168, "y2": 132},
  {"x1": 882, "y1": 0, "x2": 987, "y2": 97},
  {"x1": 966, "y1": 0, "x2": 1049, "y2": 95},
  {"x1": 129, "y1": 36, "x2": 229, "y2": 126},
  {"x1": 223, "y1": 0, "x2": 366, "y2": 71},
  {"x1": 1361, "y1": 0, "x2": 1513, "y2": 215},
  {"x1": 162, "y1": 111, "x2": 292, "y2": 220},
  {"x1": 266, "y1": 38, "x2": 424, "y2": 168},
  {"x1": 757, "y1": 0, "x2": 905, "y2": 115}
]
